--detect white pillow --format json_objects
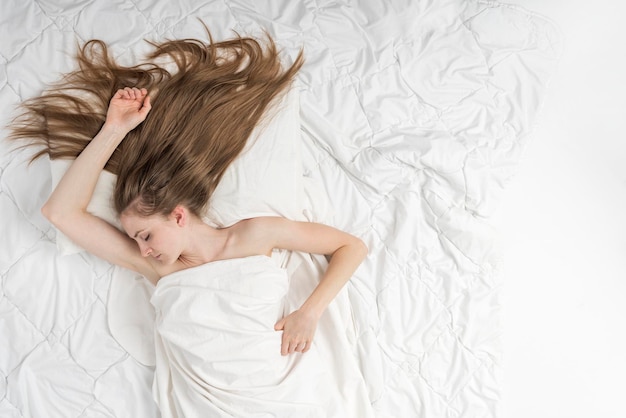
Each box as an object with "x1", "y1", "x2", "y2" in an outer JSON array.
[
  {"x1": 49, "y1": 87, "x2": 305, "y2": 255},
  {"x1": 204, "y1": 86, "x2": 304, "y2": 227}
]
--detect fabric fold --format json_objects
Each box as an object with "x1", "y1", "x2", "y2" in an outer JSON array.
[{"x1": 151, "y1": 254, "x2": 372, "y2": 418}]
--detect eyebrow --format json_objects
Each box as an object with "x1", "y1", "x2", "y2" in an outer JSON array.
[{"x1": 133, "y1": 229, "x2": 145, "y2": 239}]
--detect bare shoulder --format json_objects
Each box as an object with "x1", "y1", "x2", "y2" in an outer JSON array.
[
  {"x1": 232, "y1": 216, "x2": 289, "y2": 244},
  {"x1": 223, "y1": 217, "x2": 285, "y2": 257},
  {"x1": 233, "y1": 217, "x2": 367, "y2": 257},
  {"x1": 234, "y1": 216, "x2": 288, "y2": 235}
]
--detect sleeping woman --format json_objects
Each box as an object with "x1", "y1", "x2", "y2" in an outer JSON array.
[{"x1": 10, "y1": 33, "x2": 370, "y2": 417}]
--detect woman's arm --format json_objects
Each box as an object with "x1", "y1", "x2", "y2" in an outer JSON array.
[
  {"x1": 249, "y1": 217, "x2": 368, "y2": 355},
  {"x1": 42, "y1": 87, "x2": 158, "y2": 282}
]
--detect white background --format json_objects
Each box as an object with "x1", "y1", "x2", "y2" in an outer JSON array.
[{"x1": 494, "y1": 1, "x2": 626, "y2": 417}]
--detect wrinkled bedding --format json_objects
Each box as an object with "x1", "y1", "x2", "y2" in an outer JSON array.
[
  {"x1": 0, "y1": 1, "x2": 560, "y2": 417},
  {"x1": 151, "y1": 254, "x2": 373, "y2": 418}
]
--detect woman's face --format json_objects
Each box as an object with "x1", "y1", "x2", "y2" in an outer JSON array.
[{"x1": 120, "y1": 210, "x2": 185, "y2": 265}]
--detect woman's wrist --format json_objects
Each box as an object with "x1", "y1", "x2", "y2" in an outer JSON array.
[
  {"x1": 97, "y1": 123, "x2": 130, "y2": 152},
  {"x1": 299, "y1": 301, "x2": 324, "y2": 320},
  {"x1": 100, "y1": 122, "x2": 130, "y2": 138}
]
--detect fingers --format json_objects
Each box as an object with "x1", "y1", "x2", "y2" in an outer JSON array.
[
  {"x1": 280, "y1": 335, "x2": 311, "y2": 356},
  {"x1": 275, "y1": 311, "x2": 317, "y2": 356},
  {"x1": 112, "y1": 87, "x2": 151, "y2": 119},
  {"x1": 139, "y1": 94, "x2": 152, "y2": 116},
  {"x1": 115, "y1": 87, "x2": 148, "y2": 100},
  {"x1": 290, "y1": 340, "x2": 310, "y2": 354},
  {"x1": 274, "y1": 318, "x2": 285, "y2": 331},
  {"x1": 294, "y1": 341, "x2": 310, "y2": 353},
  {"x1": 107, "y1": 86, "x2": 152, "y2": 131}
]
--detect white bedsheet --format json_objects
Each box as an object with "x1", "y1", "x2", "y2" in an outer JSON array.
[
  {"x1": 151, "y1": 254, "x2": 372, "y2": 418},
  {"x1": 0, "y1": 1, "x2": 560, "y2": 417}
]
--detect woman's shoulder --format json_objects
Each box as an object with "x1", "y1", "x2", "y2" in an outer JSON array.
[
  {"x1": 222, "y1": 217, "x2": 289, "y2": 258},
  {"x1": 234, "y1": 216, "x2": 292, "y2": 232},
  {"x1": 227, "y1": 216, "x2": 280, "y2": 238}
]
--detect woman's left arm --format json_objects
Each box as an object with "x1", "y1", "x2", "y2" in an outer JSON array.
[{"x1": 252, "y1": 217, "x2": 368, "y2": 356}]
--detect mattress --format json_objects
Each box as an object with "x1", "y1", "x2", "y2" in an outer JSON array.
[{"x1": 0, "y1": 1, "x2": 560, "y2": 417}]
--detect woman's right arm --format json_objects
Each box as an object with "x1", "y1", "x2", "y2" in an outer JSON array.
[{"x1": 41, "y1": 87, "x2": 159, "y2": 284}]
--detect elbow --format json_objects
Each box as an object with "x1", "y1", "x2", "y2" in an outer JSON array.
[
  {"x1": 41, "y1": 201, "x2": 66, "y2": 227},
  {"x1": 41, "y1": 201, "x2": 53, "y2": 222},
  {"x1": 41, "y1": 202, "x2": 57, "y2": 225},
  {"x1": 354, "y1": 237, "x2": 368, "y2": 262}
]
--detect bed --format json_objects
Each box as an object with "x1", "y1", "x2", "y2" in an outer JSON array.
[{"x1": 0, "y1": 1, "x2": 560, "y2": 417}]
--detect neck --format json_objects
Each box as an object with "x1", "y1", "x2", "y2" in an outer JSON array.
[{"x1": 179, "y1": 217, "x2": 230, "y2": 267}]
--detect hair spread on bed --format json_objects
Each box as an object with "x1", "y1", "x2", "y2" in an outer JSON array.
[{"x1": 9, "y1": 29, "x2": 303, "y2": 218}]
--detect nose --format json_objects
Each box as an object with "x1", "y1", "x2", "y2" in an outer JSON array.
[{"x1": 138, "y1": 241, "x2": 152, "y2": 258}]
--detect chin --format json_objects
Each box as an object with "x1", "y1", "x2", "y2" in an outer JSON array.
[{"x1": 159, "y1": 255, "x2": 176, "y2": 265}]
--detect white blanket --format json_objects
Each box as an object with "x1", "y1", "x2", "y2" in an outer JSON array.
[
  {"x1": 0, "y1": 1, "x2": 561, "y2": 417},
  {"x1": 151, "y1": 254, "x2": 372, "y2": 418}
]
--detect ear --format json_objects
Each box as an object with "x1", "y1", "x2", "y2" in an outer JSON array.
[{"x1": 170, "y1": 205, "x2": 187, "y2": 227}]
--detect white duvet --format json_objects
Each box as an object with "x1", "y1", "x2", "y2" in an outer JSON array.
[
  {"x1": 0, "y1": 1, "x2": 561, "y2": 417},
  {"x1": 151, "y1": 254, "x2": 372, "y2": 418}
]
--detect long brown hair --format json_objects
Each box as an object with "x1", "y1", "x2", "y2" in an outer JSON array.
[{"x1": 9, "y1": 30, "x2": 303, "y2": 217}]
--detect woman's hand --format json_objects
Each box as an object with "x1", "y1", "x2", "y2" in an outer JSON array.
[
  {"x1": 105, "y1": 87, "x2": 152, "y2": 133},
  {"x1": 274, "y1": 309, "x2": 319, "y2": 356}
]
